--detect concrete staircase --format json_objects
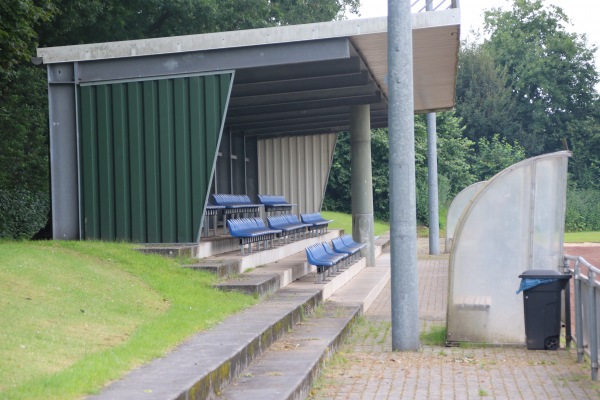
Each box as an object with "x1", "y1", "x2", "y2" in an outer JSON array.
[{"x1": 90, "y1": 231, "x2": 391, "y2": 400}]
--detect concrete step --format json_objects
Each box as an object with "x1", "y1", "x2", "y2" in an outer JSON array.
[
  {"x1": 214, "y1": 251, "x2": 315, "y2": 297},
  {"x1": 215, "y1": 233, "x2": 390, "y2": 298},
  {"x1": 138, "y1": 229, "x2": 342, "y2": 260},
  {"x1": 138, "y1": 230, "x2": 343, "y2": 280},
  {"x1": 218, "y1": 251, "x2": 392, "y2": 399},
  {"x1": 89, "y1": 234, "x2": 390, "y2": 400},
  {"x1": 180, "y1": 259, "x2": 239, "y2": 278},
  {"x1": 178, "y1": 230, "x2": 343, "y2": 279}
]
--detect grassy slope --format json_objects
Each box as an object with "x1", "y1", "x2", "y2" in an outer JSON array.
[{"x1": 0, "y1": 241, "x2": 256, "y2": 399}]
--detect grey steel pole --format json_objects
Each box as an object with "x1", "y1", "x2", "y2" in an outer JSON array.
[
  {"x1": 388, "y1": 0, "x2": 420, "y2": 351},
  {"x1": 350, "y1": 105, "x2": 376, "y2": 267},
  {"x1": 426, "y1": 0, "x2": 440, "y2": 257},
  {"x1": 426, "y1": 112, "x2": 440, "y2": 255}
]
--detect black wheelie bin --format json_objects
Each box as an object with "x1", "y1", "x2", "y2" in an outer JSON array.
[{"x1": 517, "y1": 269, "x2": 571, "y2": 350}]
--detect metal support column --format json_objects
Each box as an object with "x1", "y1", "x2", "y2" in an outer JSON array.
[
  {"x1": 47, "y1": 62, "x2": 80, "y2": 240},
  {"x1": 426, "y1": 113, "x2": 440, "y2": 254},
  {"x1": 388, "y1": 0, "x2": 420, "y2": 350},
  {"x1": 350, "y1": 104, "x2": 375, "y2": 267}
]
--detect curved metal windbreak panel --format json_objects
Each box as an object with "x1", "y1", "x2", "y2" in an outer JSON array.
[
  {"x1": 79, "y1": 73, "x2": 232, "y2": 243},
  {"x1": 445, "y1": 180, "x2": 487, "y2": 253},
  {"x1": 447, "y1": 151, "x2": 570, "y2": 345},
  {"x1": 257, "y1": 134, "x2": 337, "y2": 215}
]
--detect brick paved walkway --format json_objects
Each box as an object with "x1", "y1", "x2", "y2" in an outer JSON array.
[{"x1": 310, "y1": 255, "x2": 600, "y2": 399}]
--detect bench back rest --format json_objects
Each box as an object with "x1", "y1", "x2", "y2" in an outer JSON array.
[
  {"x1": 249, "y1": 217, "x2": 266, "y2": 229},
  {"x1": 267, "y1": 215, "x2": 287, "y2": 229},
  {"x1": 306, "y1": 243, "x2": 328, "y2": 260},
  {"x1": 301, "y1": 212, "x2": 318, "y2": 223},
  {"x1": 213, "y1": 194, "x2": 252, "y2": 206},
  {"x1": 340, "y1": 234, "x2": 355, "y2": 246},
  {"x1": 228, "y1": 217, "x2": 267, "y2": 233},
  {"x1": 258, "y1": 194, "x2": 288, "y2": 205},
  {"x1": 227, "y1": 218, "x2": 246, "y2": 233},
  {"x1": 331, "y1": 237, "x2": 347, "y2": 252},
  {"x1": 305, "y1": 244, "x2": 321, "y2": 265},
  {"x1": 285, "y1": 214, "x2": 301, "y2": 224},
  {"x1": 321, "y1": 242, "x2": 336, "y2": 255}
]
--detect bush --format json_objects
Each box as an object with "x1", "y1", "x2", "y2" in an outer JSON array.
[
  {"x1": 0, "y1": 189, "x2": 50, "y2": 239},
  {"x1": 565, "y1": 188, "x2": 600, "y2": 232}
]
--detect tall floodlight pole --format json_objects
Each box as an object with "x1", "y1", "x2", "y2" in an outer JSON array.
[
  {"x1": 426, "y1": 0, "x2": 440, "y2": 255},
  {"x1": 388, "y1": 0, "x2": 420, "y2": 350}
]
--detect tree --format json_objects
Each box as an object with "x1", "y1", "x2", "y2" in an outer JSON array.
[
  {"x1": 323, "y1": 129, "x2": 392, "y2": 222},
  {"x1": 323, "y1": 132, "x2": 352, "y2": 215},
  {"x1": 455, "y1": 42, "x2": 523, "y2": 145},
  {"x1": 414, "y1": 112, "x2": 475, "y2": 225},
  {"x1": 0, "y1": 0, "x2": 54, "y2": 70},
  {"x1": 434, "y1": 112, "x2": 476, "y2": 196},
  {"x1": 371, "y1": 129, "x2": 391, "y2": 221},
  {"x1": 37, "y1": 0, "x2": 360, "y2": 47},
  {"x1": 568, "y1": 114, "x2": 600, "y2": 189},
  {"x1": 483, "y1": 0, "x2": 599, "y2": 155},
  {"x1": 470, "y1": 134, "x2": 526, "y2": 181},
  {"x1": 0, "y1": 62, "x2": 51, "y2": 239},
  {"x1": 0, "y1": 65, "x2": 49, "y2": 192}
]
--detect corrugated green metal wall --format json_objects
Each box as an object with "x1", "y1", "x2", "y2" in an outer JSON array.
[{"x1": 79, "y1": 73, "x2": 232, "y2": 243}]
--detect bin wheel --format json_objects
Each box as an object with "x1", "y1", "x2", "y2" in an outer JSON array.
[{"x1": 544, "y1": 336, "x2": 559, "y2": 350}]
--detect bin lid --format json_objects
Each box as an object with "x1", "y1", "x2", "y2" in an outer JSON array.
[{"x1": 519, "y1": 269, "x2": 571, "y2": 280}]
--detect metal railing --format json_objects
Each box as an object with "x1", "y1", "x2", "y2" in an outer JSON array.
[
  {"x1": 411, "y1": 0, "x2": 459, "y2": 12},
  {"x1": 563, "y1": 255, "x2": 600, "y2": 380}
]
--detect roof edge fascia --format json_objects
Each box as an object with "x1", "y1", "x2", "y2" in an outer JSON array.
[{"x1": 37, "y1": 9, "x2": 459, "y2": 64}]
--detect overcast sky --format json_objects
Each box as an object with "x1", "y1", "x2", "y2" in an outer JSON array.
[{"x1": 350, "y1": 0, "x2": 599, "y2": 84}]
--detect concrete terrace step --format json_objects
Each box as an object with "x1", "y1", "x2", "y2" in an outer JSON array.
[
  {"x1": 215, "y1": 233, "x2": 391, "y2": 297},
  {"x1": 215, "y1": 250, "x2": 314, "y2": 297},
  {"x1": 218, "y1": 251, "x2": 392, "y2": 399},
  {"x1": 177, "y1": 230, "x2": 343, "y2": 279},
  {"x1": 138, "y1": 229, "x2": 341, "y2": 261},
  {"x1": 89, "y1": 234, "x2": 390, "y2": 400}
]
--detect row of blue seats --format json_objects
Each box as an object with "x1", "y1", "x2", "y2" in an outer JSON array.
[
  {"x1": 258, "y1": 195, "x2": 295, "y2": 213},
  {"x1": 204, "y1": 194, "x2": 296, "y2": 238},
  {"x1": 212, "y1": 194, "x2": 254, "y2": 206},
  {"x1": 211, "y1": 194, "x2": 294, "y2": 214},
  {"x1": 267, "y1": 213, "x2": 333, "y2": 241},
  {"x1": 300, "y1": 213, "x2": 333, "y2": 235},
  {"x1": 227, "y1": 218, "x2": 281, "y2": 255},
  {"x1": 305, "y1": 235, "x2": 367, "y2": 283},
  {"x1": 267, "y1": 215, "x2": 311, "y2": 244},
  {"x1": 227, "y1": 213, "x2": 334, "y2": 254}
]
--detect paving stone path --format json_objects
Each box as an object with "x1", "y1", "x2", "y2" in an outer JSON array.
[{"x1": 309, "y1": 251, "x2": 600, "y2": 400}]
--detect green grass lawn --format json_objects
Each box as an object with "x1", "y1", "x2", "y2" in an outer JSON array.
[
  {"x1": 321, "y1": 211, "x2": 389, "y2": 237},
  {"x1": 564, "y1": 231, "x2": 600, "y2": 243},
  {"x1": 0, "y1": 240, "x2": 256, "y2": 400},
  {"x1": 322, "y1": 210, "x2": 599, "y2": 244}
]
